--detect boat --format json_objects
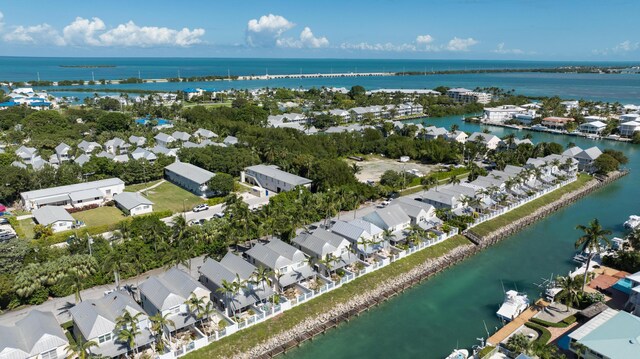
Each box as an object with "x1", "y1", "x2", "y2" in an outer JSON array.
[
  {"x1": 624, "y1": 215, "x2": 640, "y2": 230},
  {"x1": 445, "y1": 349, "x2": 469, "y2": 359},
  {"x1": 530, "y1": 124, "x2": 548, "y2": 131},
  {"x1": 496, "y1": 290, "x2": 530, "y2": 322}
]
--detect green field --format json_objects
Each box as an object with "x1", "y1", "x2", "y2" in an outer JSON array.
[
  {"x1": 17, "y1": 218, "x2": 35, "y2": 239},
  {"x1": 134, "y1": 181, "x2": 205, "y2": 213},
  {"x1": 124, "y1": 180, "x2": 164, "y2": 192},
  {"x1": 470, "y1": 174, "x2": 593, "y2": 237},
  {"x1": 185, "y1": 235, "x2": 471, "y2": 359},
  {"x1": 183, "y1": 102, "x2": 232, "y2": 109},
  {"x1": 72, "y1": 206, "x2": 126, "y2": 228}
]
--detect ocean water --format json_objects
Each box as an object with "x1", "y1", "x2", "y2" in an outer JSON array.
[{"x1": 286, "y1": 118, "x2": 637, "y2": 359}]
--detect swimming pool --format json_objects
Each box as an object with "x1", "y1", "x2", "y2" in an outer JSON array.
[{"x1": 613, "y1": 278, "x2": 634, "y2": 295}]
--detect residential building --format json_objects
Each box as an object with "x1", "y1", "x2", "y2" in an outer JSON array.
[
  {"x1": 562, "y1": 146, "x2": 584, "y2": 158},
  {"x1": 446, "y1": 88, "x2": 492, "y2": 104},
  {"x1": 171, "y1": 131, "x2": 191, "y2": 142},
  {"x1": 560, "y1": 100, "x2": 579, "y2": 111},
  {"x1": 328, "y1": 109, "x2": 350, "y2": 122},
  {"x1": 113, "y1": 192, "x2": 154, "y2": 216},
  {"x1": 619, "y1": 113, "x2": 640, "y2": 123},
  {"x1": 194, "y1": 128, "x2": 218, "y2": 139},
  {"x1": 32, "y1": 206, "x2": 76, "y2": 233},
  {"x1": 579, "y1": 121, "x2": 607, "y2": 134},
  {"x1": 164, "y1": 161, "x2": 215, "y2": 197},
  {"x1": 69, "y1": 291, "x2": 154, "y2": 358},
  {"x1": 154, "y1": 133, "x2": 176, "y2": 148},
  {"x1": 568, "y1": 308, "x2": 640, "y2": 359},
  {"x1": 245, "y1": 238, "x2": 314, "y2": 289},
  {"x1": 574, "y1": 147, "x2": 603, "y2": 173},
  {"x1": 619, "y1": 121, "x2": 640, "y2": 137},
  {"x1": 104, "y1": 137, "x2": 130, "y2": 155},
  {"x1": 223, "y1": 136, "x2": 238, "y2": 146},
  {"x1": 362, "y1": 204, "x2": 411, "y2": 233},
  {"x1": 445, "y1": 130, "x2": 468, "y2": 143},
  {"x1": 468, "y1": 132, "x2": 502, "y2": 150},
  {"x1": 139, "y1": 268, "x2": 211, "y2": 330},
  {"x1": 198, "y1": 252, "x2": 274, "y2": 314},
  {"x1": 149, "y1": 145, "x2": 178, "y2": 158},
  {"x1": 625, "y1": 270, "x2": 640, "y2": 316},
  {"x1": 293, "y1": 229, "x2": 355, "y2": 274},
  {"x1": 482, "y1": 105, "x2": 527, "y2": 123},
  {"x1": 331, "y1": 219, "x2": 385, "y2": 256},
  {"x1": 541, "y1": 117, "x2": 574, "y2": 129},
  {"x1": 392, "y1": 197, "x2": 436, "y2": 225},
  {"x1": 54, "y1": 142, "x2": 71, "y2": 163},
  {"x1": 77, "y1": 140, "x2": 101, "y2": 154},
  {"x1": 75, "y1": 154, "x2": 91, "y2": 166},
  {"x1": 0, "y1": 310, "x2": 68, "y2": 359},
  {"x1": 128, "y1": 135, "x2": 146, "y2": 147},
  {"x1": 421, "y1": 126, "x2": 449, "y2": 140},
  {"x1": 242, "y1": 164, "x2": 312, "y2": 193},
  {"x1": 21, "y1": 178, "x2": 125, "y2": 210},
  {"x1": 15, "y1": 146, "x2": 37, "y2": 165},
  {"x1": 131, "y1": 147, "x2": 157, "y2": 162},
  {"x1": 420, "y1": 190, "x2": 460, "y2": 210}
]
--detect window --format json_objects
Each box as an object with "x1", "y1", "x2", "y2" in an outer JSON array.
[
  {"x1": 106, "y1": 189, "x2": 111, "y2": 195},
  {"x1": 169, "y1": 306, "x2": 181, "y2": 314},
  {"x1": 98, "y1": 332, "x2": 112, "y2": 343},
  {"x1": 279, "y1": 266, "x2": 288, "y2": 273},
  {"x1": 40, "y1": 348, "x2": 58, "y2": 359}
]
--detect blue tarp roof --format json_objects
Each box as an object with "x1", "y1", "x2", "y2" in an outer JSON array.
[
  {"x1": 0, "y1": 101, "x2": 17, "y2": 107},
  {"x1": 29, "y1": 102, "x2": 51, "y2": 107}
]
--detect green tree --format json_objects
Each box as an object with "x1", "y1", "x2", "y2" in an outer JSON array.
[
  {"x1": 206, "y1": 173, "x2": 234, "y2": 196},
  {"x1": 149, "y1": 312, "x2": 175, "y2": 352},
  {"x1": 575, "y1": 219, "x2": 612, "y2": 292},
  {"x1": 65, "y1": 338, "x2": 98, "y2": 359},
  {"x1": 115, "y1": 310, "x2": 143, "y2": 355},
  {"x1": 593, "y1": 153, "x2": 619, "y2": 174},
  {"x1": 555, "y1": 275, "x2": 581, "y2": 311}
]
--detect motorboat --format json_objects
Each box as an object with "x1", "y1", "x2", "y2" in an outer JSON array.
[
  {"x1": 624, "y1": 215, "x2": 640, "y2": 230},
  {"x1": 496, "y1": 290, "x2": 530, "y2": 322},
  {"x1": 445, "y1": 349, "x2": 469, "y2": 359},
  {"x1": 530, "y1": 124, "x2": 547, "y2": 131}
]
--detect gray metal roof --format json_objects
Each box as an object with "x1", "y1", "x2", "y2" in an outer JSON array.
[
  {"x1": 32, "y1": 206, "x2": 75, "y2": 226},
  {"x1": 154, "y1": 133, "x2": 175, "y2": 142},
  {"x1": 75, "y1": 154, "x2": 91, "y2": 166},
  {"x1": 55, "y1": 142, "x2": 70, "y2": 155},
  {"x1": 114, "y1": 192, "x2": 153, "y2": 210},
  {"x1": 131, "y1": 147, "x2": 157, "y2": 161},
  {"x1": 349, "y1": 219, "x2": 383, "y2": 236},
  {"x1": 223, "y1": 135, "x2": 238, "y2": 145},
  {"x1": 362, "y1": 204, "x2": 410, "y2": 230},
  {"x1": 171, "y1": 131, "x2": 191, "y2": 141},
  {"x1": 69, "y1": 189, "x2": 103, "y2": 202},
  {"x1": 195, "y1": 128, "x2": 217, "y2": 138},
  {"x1": 293, "y1": 229, "x2": 349, "y2": 258},
  {"x1": 279, "y1": 265, "x2": 314, "y2": 287},
  {"x1": 576, "y1": 146, "x2": 603, "y2": 161},
  {"x1": 246, "y1": 239, "x2": 306, "y2": 269},
  {"x1": 21, "y1": 178, "x2": 124, "y2": 202},
  {"x1": 0, "y1": 310, "x2": 67, "y2": 359},
  {"x1": 562, "y1": 146, "x2": 584, "y2": 157},
  {"x1": 139, "y1": 268, "x2": 208, "y2": 311},
  {"x1": 421, "y1": 190, "x2": 457, "y2": 206},
  {"x1": 69, "y1": 290, "x2": 147, "y2": 340},
  {"x1": 245, "y1": 164, "x2": 312, "y2": 187},
  {"x1": 468, "y1": 132, "x2": 500, "y2": 143},
  {"x1": 331, "y1": 220, "x2": 368, "y2": 242},
  {"x1": 199, "y1": 252, "x2": 256, "y2": 286},
  {"x1": 165, "y1": 161, "x2": 215, "y2": 185}
]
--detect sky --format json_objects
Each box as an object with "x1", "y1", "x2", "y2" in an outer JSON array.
[{"x1": 0, "y1": 0, "x2": 639, "y2": 60}]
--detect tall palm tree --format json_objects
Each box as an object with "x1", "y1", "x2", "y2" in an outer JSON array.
[
  {"x1": 200, "y1": 301, "x2": 217, "y2": 336},
  {"x1": 421, "y1": 176, "x2": 438, "y2": 198},
  {"x1": 115, "y1": 310, "x2": 143, "y2": 355},
  {"x1": 575, "y1": 219, "x2": 612, "y2": 292},
  {"x1": 102, "y1": 248, "x2": 133, "y2": 290},
  {"x1": 185, "y1": 293, "x2": 206, "y2": 322},
  {"x1": 253, "y1": 266, "x2": 274, "y2": 296},
  {"x1": 216, "y1": 279, "x2": 240, "y2": 316},
  {"x1": 65, "y1": 338, "x2": 98, "y2": 359},
  {"x1": 447, "y1": 176, "x2": 461, "y2": 186},
  {"x1": 555, "y1": 275, "x2": 581, "y2": 312},
  {"x1": 149, "y1": 312, "x2": 175, "y2": 352}
]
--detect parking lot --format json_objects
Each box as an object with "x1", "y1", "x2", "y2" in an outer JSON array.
[{"x1": 347, "y1": 157, "x2": 439, "y2": 183}]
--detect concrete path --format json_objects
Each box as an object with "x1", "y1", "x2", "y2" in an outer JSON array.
[{"x1": 136, "y1": 179, "x2": 166, "y2": 193}]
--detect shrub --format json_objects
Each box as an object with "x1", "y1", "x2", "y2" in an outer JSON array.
[
  {"x1": 7, "y1": 216, "x2": 25, "y2": 238},
  {"x1": 530, "y1": 317, "x2": 568, "y2": 328},
  {"x1": 525, "y1": 321, "x2": 551, "y2": 345},
  {"x1": 477, "y1": 345, "x2": 495, "y2": 358},
  {"x1": 65, "y1": 204, "x2": 100, "y2": 214},
  {"x1": 562, "y1": 315, "x2": 577, "y2": 325}
]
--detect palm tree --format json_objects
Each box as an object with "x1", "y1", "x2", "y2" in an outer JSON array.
[
  {"x1": 185, "y1": 293, "x2": 206, "y2": 322},
  {"x1": 350, "y1": 163, "x2": 362, "y2": 175},
  {"x1": 447, "y1": 176, "x2": 461, "y2": 185},
  {"x1": 103, "y1": 248, "x2": 132, "y2": 290},
  {"x1": 318, "y1": 253, "x2": 338, "y2": 277},
  {"x1": 115, "y1": 310, "x2": 143, "y2": 355},
  {"x1": 253, "y1": 266, "x2": 274, "y2": 297},
  {"x1": 216, "y1": 279, "x2": 239, "y2": 316},
  {"x1": 382, "y1": 229, "x2": 396, "y2": 245},
  {"x1": 575, "y1": 219, "x2": 612, "y2": 292},
  {"x1": 555, "y1": 275, "x2": 581, "y2": 312},
  {"x1": 149, "y1": 312, "x2": 175, "y2": 353},
  {"x1": 65, "y1": 338, "x2": 98, "y2": 359},
  {"x1": 421, "y1": 176, "x2": 438, "y2": 198}
]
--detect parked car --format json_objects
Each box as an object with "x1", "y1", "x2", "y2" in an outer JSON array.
[
  {"x1": 193, "y1": 204, "x2": 209, "y2": 212},
  {"x1": 0, "y1": 218, "x2": 9, "y2": 225},
  {"x1": 213, "y1": 212, "x2": 225, "y2": 218},
  {"x1": 0, "y1": 232, "x2": 16, "y2": 241},
  {"x1": 377, "y1": 200, "x2": 390, "y2": 208}
]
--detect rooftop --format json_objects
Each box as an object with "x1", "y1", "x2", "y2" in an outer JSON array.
[
  {"x1": 165, "y1": 161, "x2": 215, "y2": 185},
  {"x1": 245, "y1": 164, "x2": 312, "y2": 186}
]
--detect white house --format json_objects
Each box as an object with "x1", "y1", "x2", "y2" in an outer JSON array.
[
  {"x1": 483, "y1": 105, "x2": 527, "y2": 123},
  {"x1": 579, "y1": 121, "x2": 607, "y2": 134},
  {"x1": 245, "y1": 239, "x2": 315, "y2": 289},
  {"x1": 0, "y1": 310, "x2": 69, "y2": 359},
  {"x1": 154, "y1": 133, "x2": 176, "y2": 148},
  {"x1": 21, "y1": 178, "x2": 125, "y2": 210},
  {"x1": 619, "y1": 121, "x2": 640, "y2": 137},
  {"x1": 113, "y1": 192, "x2": 154, "y2": 216},
  {"x1": 446, "y1": 130, "x2": 468, "y2": 143},
  {"x1": 32, "y1": 206, "x2": 76, "y2": 233},
  {"x1": 468, "y1": 132, "x2": 502, "y2": 150},
  {"x1": 362, "y1": 204, "x2": 411, "y2": 233},
  {"x1": 242, "y1": 164, "x2": 312, "y2": 193},
  {"x1": 574, "y1": 147, "x2": 603, "y2": 173},
  {"x1": 293, "y1": 229, "x2": 355, "y2": 274}
]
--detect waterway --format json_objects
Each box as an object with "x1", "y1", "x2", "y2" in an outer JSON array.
[{"x1": 285, "y1": 117, "x2": 638, "y2": 359}]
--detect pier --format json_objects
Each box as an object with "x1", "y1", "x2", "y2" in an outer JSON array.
[{"x1": 237, "y1": 72, "x2": 396, "y2": 80}]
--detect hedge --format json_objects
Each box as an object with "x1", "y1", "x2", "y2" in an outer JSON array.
[
  {"x1": 525, "y1": 322, "x2": 552, "y2": 345},
  {"x1": 530, "y1": 315, "x2": 576, "y2": 328},
  {"x1": 477, "y1": 345, "x2": 495, "y2": 358},
  {"x1": 562, "y1": 315, "x2": 577, "y2": 325},
  {"x1": 7, "y1": 216, "x2": 25, "y2": 239}
]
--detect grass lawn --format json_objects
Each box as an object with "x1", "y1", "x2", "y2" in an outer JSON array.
[
  {"x1": 183, "y1": 102, "x2": 232, "y2": 109},
  {"x1": 72, "y1": 206, "x2": 126, "y2": 228},
  {"x1": 470, "y1": 174, "x2": 593, "y2": 237},
  {"x1": 138, "y1": 181, "x2": 205, "y2": 213},
  {"x1": 185, "y1": 235, "x2": 471, "y2": 359},
  {"x1": 17, "y1": 218, "x2": 35, "y2": 239},
  {"x1": 124, "y1": 180, "x2": 164, "y2": 193}
]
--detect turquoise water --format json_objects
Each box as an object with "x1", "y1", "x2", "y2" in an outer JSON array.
[{"x1": 285, "y1": 117, "x2": 638, "y2": 359}]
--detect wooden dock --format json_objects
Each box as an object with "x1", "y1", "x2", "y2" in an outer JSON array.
[{"x1": 487, "y1": 300, "x2": 548, "y2": 346}]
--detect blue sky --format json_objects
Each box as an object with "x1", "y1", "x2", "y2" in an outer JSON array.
[{"x1": 0, "y1": 0, "x2": 638, "y2": 60}]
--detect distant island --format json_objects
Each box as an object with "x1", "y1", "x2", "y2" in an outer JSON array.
[{"x1": 59, "y1": 65, "x2": 116, "y2": 68}]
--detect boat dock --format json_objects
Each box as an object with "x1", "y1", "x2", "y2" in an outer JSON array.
[{"x1": 487, "y1": 300, "x2": 548, "y2": 346}]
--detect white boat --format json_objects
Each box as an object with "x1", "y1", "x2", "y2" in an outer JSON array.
[
  {"x1": 445, "y1": 349, "x2": 469, "y2": 359},
  {"x1": 530, "y1": 124, "x2": 548, "y2": 131},
  {"x1": 496, "y1": 290, "x2": 530, "y2": 322},
  {"x1": 624, "y1": 215, "x2": 640, "y2": 230}
]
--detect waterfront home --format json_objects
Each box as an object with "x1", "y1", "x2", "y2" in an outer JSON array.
[
  {"x1": 362, "y1": 204, "x2": 411, "y2": 233},
  {"x1": 541, "y1": 117, "x2": 574, "y2": 129},
  {"x1": 20, "y1": 178, "x2": 124, "y2": 210},
  {"x1": 54, "y1": 142, "x2": 71, "y2": 162},
  {"x1": 574, "y1": 147, "x2": 603, "y2": 173},
  {"x1": 618, "y1": 120, "x2": 640, "y2": 137},
  {"x1": 0, "y1": 310, "x2": 69, "y2": 359},
  {"x1": 139, "y1": 268, "x2": 211, "y2": 330},
  {"x1": 154, "y1": 133, "x2": 176, "y2": 148},
  {"x1": 223, "y1": 135, "x2": 238, "y2": 146},
  {"x1": 32, "y1": 206, "x2": 76, "y2": 232},
  {"x1": 246, "y1": 239, "x2": 315, "y2": 290},
  {"x1": 420, "y1": 190, "x2": 460, "y2": 210},
  {"x1": 560, "y1": 100, "x2": 579, "y2": 111},
  {"x1": 482, "y1": 105, "x2": 527, "y2": 123},
  {"x1": 467, "y1": 132, "x2": 502, "y2": 150},
  {"x1": 623, "y1": 270, "x2": 640, "y2": 316},
  {"x1": 292, "y1": 229, "x2": 355, "y2": 274},
  {"x1": 114, "y1": 192, "x2": 153, "y2": 216},
  {"x1": 392, "y1": 197, "x2": 436, "y2": 224},
  {"x1": 78, "y1": 140, "x2": 101, "y2": 154},
  {"x1": 171, "y1": 131, "x2": 192, "y2": 143},
  {"x1": 568, "y1": 308, "x2": 640, "y2": 359},
  {"x1": 562, "y1": 146, "x2": 584, "y2": 158},
  {"x1": 242, "y1": 164, "x2": 312, "y2": 194},
  {"x1": 331, "y1": 219, "x2": 386, "y2": 256},
  {"x1": 421, "y1": 126, "x2": 449, "y2": 140},
  {"x1": 579, "y1": 121, "x2": 607, "y2": 134},
  {"x1": 131, "y1": 147, "x2": 157, "y2": 162},
  {"x1": 15, "y1": 145, "x2": 37, "y2": 165},
  {"x1": 445, "y1": 130, "x2": 468, "y2": 143},
  {"x1": 165, "y1": 161, "x2": 215, "y2": 197},
  {"x1": 199, "y1": 252, "x2": 274, "y2": 314},
  {"x1": 69, "y1": 291, "x2": 154, "y2": 358},
  {"x1": 194, "y1": 128, "x2": 218, "y2": 139},
  {"x1": 128, "y1": 135, "x2": 146, "y2": 147},
  {"x1": 619, "y1": 113, "x2": 640, "y2": 123},
  {"x1": 105, "y1": 137, "x2": 130, "y2": 155}
]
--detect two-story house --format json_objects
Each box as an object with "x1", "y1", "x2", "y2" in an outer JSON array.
[
  {"x1": 293, "y1": 229, "x2": 355, "y2": 275},
  {"x1": 245, "y1": 239, "x2": 314, "y2": 290}
]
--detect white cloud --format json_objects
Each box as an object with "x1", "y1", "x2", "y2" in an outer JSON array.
[
  {"x1": 3, "y1": 23, "x2": 65, "y2": 46},
  {"x1": 340, "y1": 42, "x2": 416, "y2": 52},
  {"x1": 492, "y1": 42, "x2": 524, "y2": 54},
  {"x1": 2, "y1": 16, "x2": 204, "y2": 47},
  {"x1": 63, "y1": 17, "x2": 106, "y2": 46},
  {"x1": 246, "y1": 14, "x2": 295, "y2": 47},
  {"x1": 613, "y1": 40, "x2": 639, "y2": 52},
  {"x1": 446, "y1": 37, "x2": 478, "y2": 51},
  {"x1": 0, "y1": 11, "x2": 4, "y2": 32},
  {"x1": 416, "y1": 35, "x2": 433, "y2": 45},
  {"x1": 98, "y1": 21, "x2": 204, "y2": 47},
  {"x1": 277, "y1": 27, "x2": 329, "y2": 48}
]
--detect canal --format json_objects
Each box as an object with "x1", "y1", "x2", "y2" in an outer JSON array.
[{"x1": 285, "y1": 116, "x2": 638, "y2": 359}]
